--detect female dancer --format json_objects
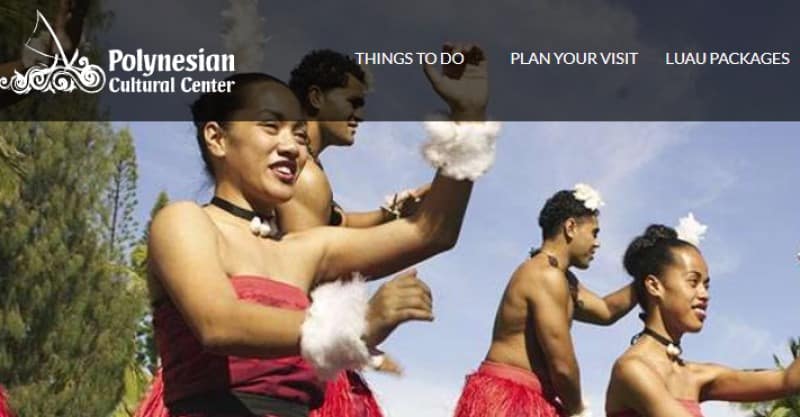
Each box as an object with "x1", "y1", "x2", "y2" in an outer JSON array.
[
  {"x1": 137, "y1": 48, "x2": 497, "y2": 417},
  {"x1": 606, "y1": 223, "x2": 800, "y2": 417}
]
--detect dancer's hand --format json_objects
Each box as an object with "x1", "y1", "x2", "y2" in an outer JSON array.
[
  {"x1": 364, "y1": 269, "x2": 433, "y2": 347},
  {"x1": 371, "y1": 352, "x2": 404, "y2": 376},
  {"x1": 423, "y1": 43, "x2": 488, "y2": 121},
  {"x1": 383, "y1": 183, "x2": 431, "y2": 220},
  {"x1": 397, "y1": 183, "x2": 431, "y2": 218}
]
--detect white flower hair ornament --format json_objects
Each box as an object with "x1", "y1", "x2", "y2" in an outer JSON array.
[
  {"x1": 675, "y1": 212, "x2": 707, "y2": 246},
  {"x1": 572, "y1": 183, "x2": 605, "y2": 211}
]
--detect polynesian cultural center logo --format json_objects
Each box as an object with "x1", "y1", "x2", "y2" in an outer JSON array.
[{"x1": 0, "y1": 11, "x2": 106, "y2": 94}]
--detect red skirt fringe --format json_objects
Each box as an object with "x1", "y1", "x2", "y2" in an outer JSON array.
[
  {"x1": 310, "y1": 370, "x2": 383, "y2": 417},
  {"x1": 134, "y1": 368, "x2": 382, "y2": 417},
  {"x1": 454, "y1": 362, "x2": 564, "y2": 417},
  {"x1": 134, "y1": 368, "x2": 169, "y2": 417},
  {"x1": 0, "y1": 386, "x2": 15, "y2": 417}
]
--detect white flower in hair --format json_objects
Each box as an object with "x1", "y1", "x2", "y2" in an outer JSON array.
[
  {"x1": 573, "y1": 183, "x2": 605, "y2": 210},
  {"x1": 676, "y1": 212, "x2": 707, "y2": 246}
]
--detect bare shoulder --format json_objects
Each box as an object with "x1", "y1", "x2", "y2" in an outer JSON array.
[
  {"x1": 293, "y1": 160, "x2": 330, "y2": 198},
  {"x1": 277, "y1": 161, "x2": 331, "y2": 219},
  {"x1": 508, "y1": 257, "x2": 568, "y2": 300},
  {"x1": 612, "y1": 354, "x2": 661, "y2": 389},
  {"x1": 147, "y1": 201, "x2": 226, "y2": 292},
  {"x1": 151, "y1": 201, "x2": 213, "y2": 232},
  {"x1": 686, "y1": 360, "x2": 729, "y2": 384},
  {"x1": 149, "y1": 201, "x2": 219, "y2": 249}
]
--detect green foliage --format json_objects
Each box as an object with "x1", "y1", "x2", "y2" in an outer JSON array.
[
  {"x1": 108, "y1": 361, "x2": 151, "y2": 417},
  {"x1": 0, "y1": 122, "x2": 142, "y2": 416},
  {"x1": 132, "y1": 191, "x2": 169, "y2": 375},
  {"x1": 105, "y1": 129, "x2": 139, "y2": 261},
  {"x1": 740, "y1": 338, "x2": 800, "y2": 417},
  {"x1": 0, "y1": 135, "x2": 26, "y2": 204}
]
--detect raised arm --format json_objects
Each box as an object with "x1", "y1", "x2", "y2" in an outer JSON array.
[
  {"x1": 573, "y1": 282, "x2": 638, "y2": 326},
  {"x1": 610, "y1": 358, "x2": 696, "y2": 417},
  {"x1": 698, "y1": 356, "x2": 800, "y2": 402},
  {"x1": 307, "y1": 44, "x2": 496, "y2": 281},
  {"x1": 529, "y1": 268, "x2": 586, "y2": 416},
  {"x1": 149, "y1": 202, "x2": 426, "y2": 355},
  {"x1": 312, "y1": 170, "x2": 474, "y2": 280}
]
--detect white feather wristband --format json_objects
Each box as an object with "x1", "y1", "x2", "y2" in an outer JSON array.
[
  {"x1": 300, "y1": 275, "x2": 371, "y2": 381},
  {"x1": 421, "y1": 115, "x2": 501, "y2": 181}
]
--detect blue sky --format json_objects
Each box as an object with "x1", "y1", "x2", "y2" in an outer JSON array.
[{"x1": 126, "y1": 121, "x2": 800, "y2": 417}]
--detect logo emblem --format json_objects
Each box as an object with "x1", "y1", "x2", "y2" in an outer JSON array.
[{"x1": 0, "y1": 11, "x2": 106, "y2": 94}]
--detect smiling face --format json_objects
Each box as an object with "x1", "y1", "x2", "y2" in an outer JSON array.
[
  {"x1": 315, "y1": 74, "x2": 367, "y2": 146},
  {"x1": 567, "y1": 215, "x2": 600, "y2": 270},
  {"x1": 649, "y1": 246, "x2": 711, "y2": 333},
  {"x1": 205, "y1": 80, "x2": 309, "y2": 206}
]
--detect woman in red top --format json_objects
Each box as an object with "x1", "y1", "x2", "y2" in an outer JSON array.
[
  {"x1": 606, "y1": 224, "x2": 800, "y2": 417},
  {"x1": 137, "y1": 42, "x2": 496, "y2": 417}
]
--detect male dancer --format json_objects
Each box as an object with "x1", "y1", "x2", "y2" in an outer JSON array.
[
  {"x1": 282, "y1": 49, "x2": 427, "y2": 230},
  {"x1": 280, "y1": 46, "x2": 487, "y2": 417},
  {"x1": 454, "y1": 185, "x2": 638, "y2": 417}
]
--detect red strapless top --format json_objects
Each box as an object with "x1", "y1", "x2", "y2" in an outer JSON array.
[
  {"x1": 608, "y1": 400, "x2": 703, "y2": 417},
  {"x1": 154, "y1": 276, "x2": 324, "y2": 408}
]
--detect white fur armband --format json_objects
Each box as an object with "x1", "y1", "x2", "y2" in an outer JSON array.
[
  {"x1": 421, "y1": 115, "x2": 501, "y2": 181},
  {"x1": 301, "y1": 275, "x2": 371, "y2": 381}
]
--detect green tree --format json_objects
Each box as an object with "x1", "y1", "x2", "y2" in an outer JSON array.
[
  {"x1": 740, "y1": 338, "x2": 800, "y2": 417},
  {"x1": 105, "y1": 129, "x2": 139, "y2": 260},
  {"x1": 0, "y1": 135, "x2": 26, "y2": 204},
  {"x1": 132, "y1": 191, "x2": 169, "y2": 374},
  {"x1": 0, "y1": 122, "x2": 141, "y2": 416},
  {"x1": 109, "y1": 191, "x2": 171, "y2": 417},
  {"x1": 108, "y1": 361, "x2": 151, "y2": 417}
]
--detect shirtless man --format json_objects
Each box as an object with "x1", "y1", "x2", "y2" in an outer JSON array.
[
  {"x1": 282, "y1": 48, "x2": 427, "y2": 231},
  {"x1": 281, "y1": 46, "x2": 487, "y2": 417},
  {"x1": 454, "y1": 184, "x2": 638, "y2": 417}
]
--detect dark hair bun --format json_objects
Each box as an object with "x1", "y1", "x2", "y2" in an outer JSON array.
[
  {"x1": 623, "y1": 224, "x2": 676, "y2": 278},
  {"x1": 641, "y1": 224, "x2": 677, "y2": 244}
]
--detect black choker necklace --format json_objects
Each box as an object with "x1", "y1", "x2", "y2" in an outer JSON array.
[
  {"x1": 634, "y1": 328, "x2": 682, "y2": 359},
  {"x1": 209, "y1": 197, "x2": 279, "y2": 239}
]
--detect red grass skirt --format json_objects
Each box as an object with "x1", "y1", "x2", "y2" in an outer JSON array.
[
  {"x1": 0, "y1": 386, "x2": 15, "y2": 417},
  {"x1": 453, "y1": 361, "x2": 565, "y2": 417},
  {"x1": 135, "y1": 368, "x2": 382, "y2": 417},
  {"x1": 134, "y1": 368, "x2": 169, "y2": 417},
  {"x1": 309, "y1": 370, "x2": 383, "y2": 417}
]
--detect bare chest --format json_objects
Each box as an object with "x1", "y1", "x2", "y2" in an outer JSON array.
[{"x1": 217, "y1": 224, "x2": 315, "y2": 291}]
